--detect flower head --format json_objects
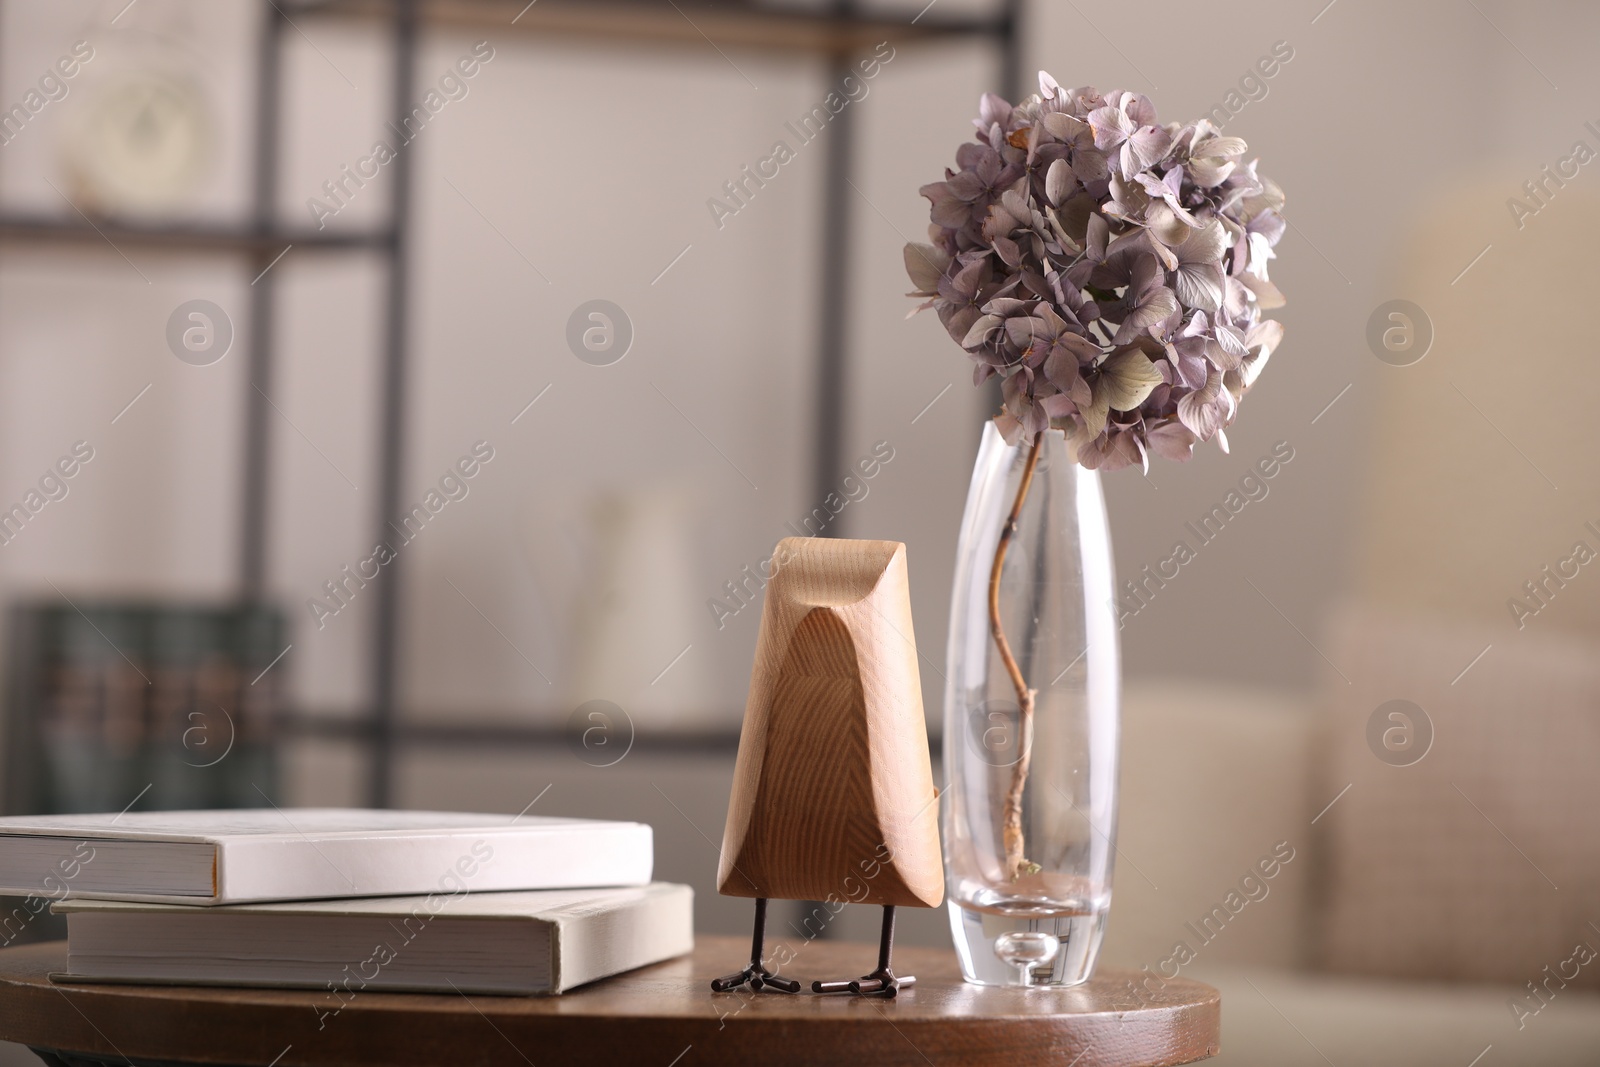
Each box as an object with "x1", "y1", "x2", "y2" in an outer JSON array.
[{"x1": 908, "y1": 73, "x2": 1287, "y2": 470}]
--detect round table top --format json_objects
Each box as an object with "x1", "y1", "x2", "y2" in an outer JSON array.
[{"x1": 0, "y1": 936, "x2": 1219, "y2": 1067}]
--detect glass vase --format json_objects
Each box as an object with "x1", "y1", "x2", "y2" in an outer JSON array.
[{"x1": 943, "y1": 421, "x2": 1121, "y2": 986}]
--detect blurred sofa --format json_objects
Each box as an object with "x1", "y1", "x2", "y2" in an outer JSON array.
[{"x1": 1106, "y1": 643, "x2": 1600, "y2": 1066}]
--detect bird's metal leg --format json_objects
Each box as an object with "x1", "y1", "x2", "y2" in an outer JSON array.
[
  {"x1": 710, "y1": 897, "x2": 800, "y2": 993},
  {"x1": 811, "y1": 905, "x2": 915, "y2": 997}
]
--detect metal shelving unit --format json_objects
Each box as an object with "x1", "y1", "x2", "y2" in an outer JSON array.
[{"x1": 0, "y1": 0, "x2": 1019, "y2": 807}]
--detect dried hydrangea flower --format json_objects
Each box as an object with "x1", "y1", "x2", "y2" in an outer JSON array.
[{"x1": 907, "y1": 73, "x2": 1287, "y2": 471}]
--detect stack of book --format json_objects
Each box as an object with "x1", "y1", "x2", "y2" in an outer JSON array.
[{"x1": 0, "y1": 808, "x2": 692, "y2": 995}]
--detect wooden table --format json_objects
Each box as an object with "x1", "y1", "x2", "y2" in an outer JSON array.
[{"x1": 0, "y1": 936, "x2": 1219, "y2": 1066}]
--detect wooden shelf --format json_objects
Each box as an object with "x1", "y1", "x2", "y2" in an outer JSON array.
[
  {"x1": 300, "y1": 0, "x2": 1008, "y2": 54},
  {"x1": 280, "y1": 710, "x2": 745, "y2": 753},
  {"x1": 276, "y1": 711, "x2": 953, "y2": 758},
  {"x1": 0, "y1": 215, "x2": 393, "y2": 254}
]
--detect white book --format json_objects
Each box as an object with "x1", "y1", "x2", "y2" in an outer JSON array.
[
  {"x1": 53, "y1": 883, "x2": 694, "y2": 995},
  {"x1": 0, "y1": 809, "x2": 651, "y2": 904}
]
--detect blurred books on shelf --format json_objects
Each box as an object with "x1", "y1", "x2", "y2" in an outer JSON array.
[{"x1": 2, "y1": 602, "x2": 287, "y2": 818}]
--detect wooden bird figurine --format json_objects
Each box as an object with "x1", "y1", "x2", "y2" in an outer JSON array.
[{"x1": 713, "y1": 537, "x2": 942, "y2": 997}]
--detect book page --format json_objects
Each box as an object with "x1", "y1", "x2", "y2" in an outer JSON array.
[{"x1": 0, "y1": 809, "x2": 596, "y2": 841}]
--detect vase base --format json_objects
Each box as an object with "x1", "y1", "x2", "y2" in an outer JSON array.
[{"x1": 948, "y1": 902, "x2": 1107, "y2": 987}]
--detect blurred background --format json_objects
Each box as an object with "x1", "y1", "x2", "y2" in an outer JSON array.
[{"x1": 1, "y1": 0, "x2": 1598, "y2": 1063}]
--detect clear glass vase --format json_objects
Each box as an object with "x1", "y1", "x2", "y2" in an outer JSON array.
[{"x1": 943, "y1": 421, "x2": 1121, "y2": 986}]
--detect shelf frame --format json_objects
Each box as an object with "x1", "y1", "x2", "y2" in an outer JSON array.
[
  {"x1": 0, "y1": 216, "x2": 393, "y2": 252},
  {"x1": 0, "y1": 0, "x2": 1019, "y2": 808},
  {"x1": 300, "y1": 0, "x2": 1012, "y2": 54}
]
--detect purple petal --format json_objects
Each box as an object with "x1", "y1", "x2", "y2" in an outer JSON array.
[{"x1": 977, "y1": 92, "x2": 1013, "y2": 130}]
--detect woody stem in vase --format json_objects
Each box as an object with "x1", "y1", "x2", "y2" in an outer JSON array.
[{"x1": 989, "y1": 432, "x2": 1043, "y2": 882}]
